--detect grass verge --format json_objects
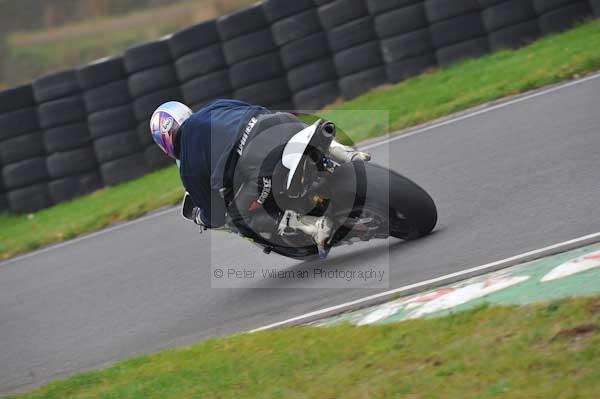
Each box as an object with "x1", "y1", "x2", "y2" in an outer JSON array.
[
  {"x1": 321, "y1": 19, "x2": 600, "y2": 143},
  {"x1": 1, "y1": 20, "x2": 600, "y2": 261},
  {"x1": 10, "y1": 296, "x2": 600, "y2": 398},
  {"x1": 0, "y1": 167, "x2": 183, "y2": 259},
  {"x1": 4, "y1": 0, "x2": 255, "y2": 85}
]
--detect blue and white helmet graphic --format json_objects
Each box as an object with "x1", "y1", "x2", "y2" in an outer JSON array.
[{"x1": 150, "y1": 101, "x2": 192, "y2": 159}]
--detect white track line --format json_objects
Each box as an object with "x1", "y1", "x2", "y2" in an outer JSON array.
[
  {"x1": 3, "y1": 72, "x2": 600, "y2": 267},
  {"x1": 250, "y1": 232, "x2": 600, "y2": 332}
]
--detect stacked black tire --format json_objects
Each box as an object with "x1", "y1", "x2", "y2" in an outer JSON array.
[
  {"x1": 592, "y1": 0, "x2": 600, "y2": 16},
  {"x1": 425, "y1": 0, "x2": 490, "y2": 66},
  {"x1": 0, "y1": 84, "x2": 50, "y2": 213},
  {"x1": 170, "y1": 20, "x2": 230, "y2": 111},
  {"x1": 79, "y1": 56, "x2": 146, "y2": 187},
  {"x1": 534, "y1": 0, "x2": 591, "y2": 34},
  {"x1": 265, "y1": 0, "x2": 340, "y2": 110},
  {"x1": 35, "y1": 71, "x2": 101, "y2": 206},
  {"x1": 219, "y1": 4, "x2": 293, "y2": 109},
  {"x1": 0, "y1": 172, "x2": 6, "y2": 212},
  {"x1": 369, "y1": 0, "x2": 437, "y2": 84},
  {"x1": 125, "y1": 38, "x2": 181, "y2": 171},
  {"x1": 478, "y1": 0, "x2": 540, "y2": 50},
  {"x1": 318, "y1": 0, "x2": 385, "y2": 99}
]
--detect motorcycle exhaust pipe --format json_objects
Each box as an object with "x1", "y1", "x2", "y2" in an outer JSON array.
[
  {"x1": 318, "y1": 121, "x2": 336, "y2": 153},
  {"x1": 321, "y1": 121, "x2": 336, "y2": 139}
]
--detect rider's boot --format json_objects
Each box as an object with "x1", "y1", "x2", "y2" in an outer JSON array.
[
  {"x1": 278, "y1": 210, "x2": 333, "y2": 259},
  {"x1": 328, "y1": 139, "x2": 371, "y2": 163}
]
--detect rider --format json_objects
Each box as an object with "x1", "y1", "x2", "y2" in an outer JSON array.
[{"x1": 150, "y1": 99, "x2": 370, "y2": 257}]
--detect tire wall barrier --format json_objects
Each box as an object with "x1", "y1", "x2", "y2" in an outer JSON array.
[
  {"x1": 0, "y1": 84, "x2": 50, "y2": 213},
  {"x1": 218, "y1": 4, "x2": 293, "y2": 110},
  {"x1": 36, "y1": 69, "x2": 104, "y2": 207},
  {"x1": 0, "y1": 0, "x2": 597, "y2": 213},
  {"x1": 80, "y1": 56, "x2": 146, "y2": 187},
  {"x1": 320, "y1": 0, "x2": 386, "y2": 99}
]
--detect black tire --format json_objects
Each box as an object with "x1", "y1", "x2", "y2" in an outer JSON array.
[
  {"x1": 2, "y1": 157, "x2": 49, "y2": 190},
  {"x1": 385, "y1": 53, "x2": 437, "y2": 83},
  {"x1": 363, "y1": 163, "x2": 437, "y2": 239},
  {"x1": 217, "y1": 4, "x2": 267, "y2": 40},
  {"x1": 280, "y1": 32, "x2": 332, "y2": 69},
  {"x1": 38, "y1": 96, "x2": 86, "y2": 129},
  {"x1": 481, "y1": 0, "x2": 537, "y2": 32},
  {"x1": 338, "y1": 66, "x2": 387, "y2": 99},
  {"x1": 181, "y1": 70, "x2": 232, "y2": 105},
  {"x1": 33, "y1": 70, "x2": 80, "y2": 103},
  {"x1": 7, "y1": 183, "x2": 52, "y2": 213},
  {"x1": 222, "y1": 30, "x2": 276, "y2": 66},
  {"x1": 83, "y1": 80, "x2": 131, "y2": 113},
  {"x1": 271, "y1": 9, "x2": 322, "y2": 46},
  {"x1": 269, "y1": 100, "x2": 295, "y2": 112},
  {"x1": 381, "y1": 28, "x2": 433, "y2": 64},
  {"x1": 124, "y1": 40, "x2": 172, "y2": 74},
  {"x1": 0, "y1": 84, "x2": 35, "y2": 113},
  {"x1": 292, "y1": 81, "x2": 340, "y2": 110},
  {"x1": 488, "y1": 20, "x2": 540, "y2": 50},
  {"x1": 367, "y1": 0, "x2": 422, "y2": 15},
  {"x1": 0, "y1": 131, "x2": 44, "y2": 165},
  {"x1": 234, "y1": 78, "x2": 291, "y2": 106},
  {"x1": 133, "y1": 87, "x2": 182, "y2": 121},
  {"x1": 538, "y1": 2, "x2": 591, "y2": 35},
  {"x1": 137, "y1": 120, "x2": 155, "y2": 146},
  {"x1": 334, "y1": 41, "x2": 383, "y2": 77},
  {"x1": 93, "y1": 131, "x2": 143, "y2": 163},
  {"x1": 46, "y1": 147, "x2": 97, "y2": 179},
  {"x1": 287, "y1": 59, "x2": 337, "y2": 92},
  {"x1": 0, "y1": 194, "x2": 8, "y2": 213},
  {"x1": 144, "y1": 144, "x2": 174, "y2": 171},
  {"x1": 77, "y1": 56, "x2": 126, "y2": 90},
  {"x1": 318, "y1": 0, "x2": 368, "y2": 29},
  {"x1": 229, "y1": 53, "x2": 284, "y2": 89},
  {"x1": 435, "y1": 36, "x2": 490, "y2": 66},
  {"x1": 168, "y1": 20, "x2": 219, "y2": 58},
  {"x1": 375, "y1": 3, "x2": 428, "y2": 39},
  {"x1": 532, "y1": 0, "x2": 576, "y2": 14},
  {"x1": 424, "y1": 0, "x2": 481, "y2": 23},
  {"x1": 477, "y1": 0, "x2": 509, "y2": 7},
  {"x1": 100, "y1": 153, "x2": 149, "y2": 186},
  {"x1": 128, "y1": 65, "x2": 178, "y2": 98},
  {"x1": 327, "y1": 16, "x2": 377, "y2": 53},
  {"x1": 0, "y1": 107, "x2": 39, "y2": 140},
  {"x1": 591, "y1": 0, "x2": 600, "y2": 16},
  {"x1": 176, "y1": 44, "x2": 226, "y2": 83},
  {"x1": 88, "y1": 105, "x2": 137, "y2": 139},
  {"x1": 43, "y1": 123, "x2": 92, "y2": 153},
  {"x1": 263, "y1": 0, "x2": 316, "y2": 22},
  {"x1": 49, "y1": 172, "x2": 103, "y2": 204},
  {"x1": 430, "y1": 13, "x2": 486, "y2": 48}
]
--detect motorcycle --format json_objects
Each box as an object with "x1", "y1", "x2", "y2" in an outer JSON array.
[{"x1": 182, "y1": 119, "x2": 437, "y2": 260}]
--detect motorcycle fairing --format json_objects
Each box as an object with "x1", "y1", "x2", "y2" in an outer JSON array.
[{"x1": 281, "y1": 120, "x2": 321, "y2": 190}]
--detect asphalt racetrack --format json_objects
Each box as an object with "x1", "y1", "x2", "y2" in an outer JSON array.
[{"x1": 1, "y1": 75, "x2": 599, "y2": 395}]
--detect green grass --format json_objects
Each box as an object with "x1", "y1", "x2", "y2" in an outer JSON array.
[
  {"x1": 3, "y1": 0, "x2": 255, "y2": 85},
  {"x1": 2, "y1": 20, "x2": 600, "y2": 260},
  {"x1": 321, "y1": 19, "x2": 600, "y2": 143},
  {"x1": 7, "y1": 28, "x2": 173, "y2": 84},
  {"x1": 0, "y1": 166, "x2": 183, "y2": 259},
  {"x1": 10, "y1": 296, "x2": 600, "y2": 398}
]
